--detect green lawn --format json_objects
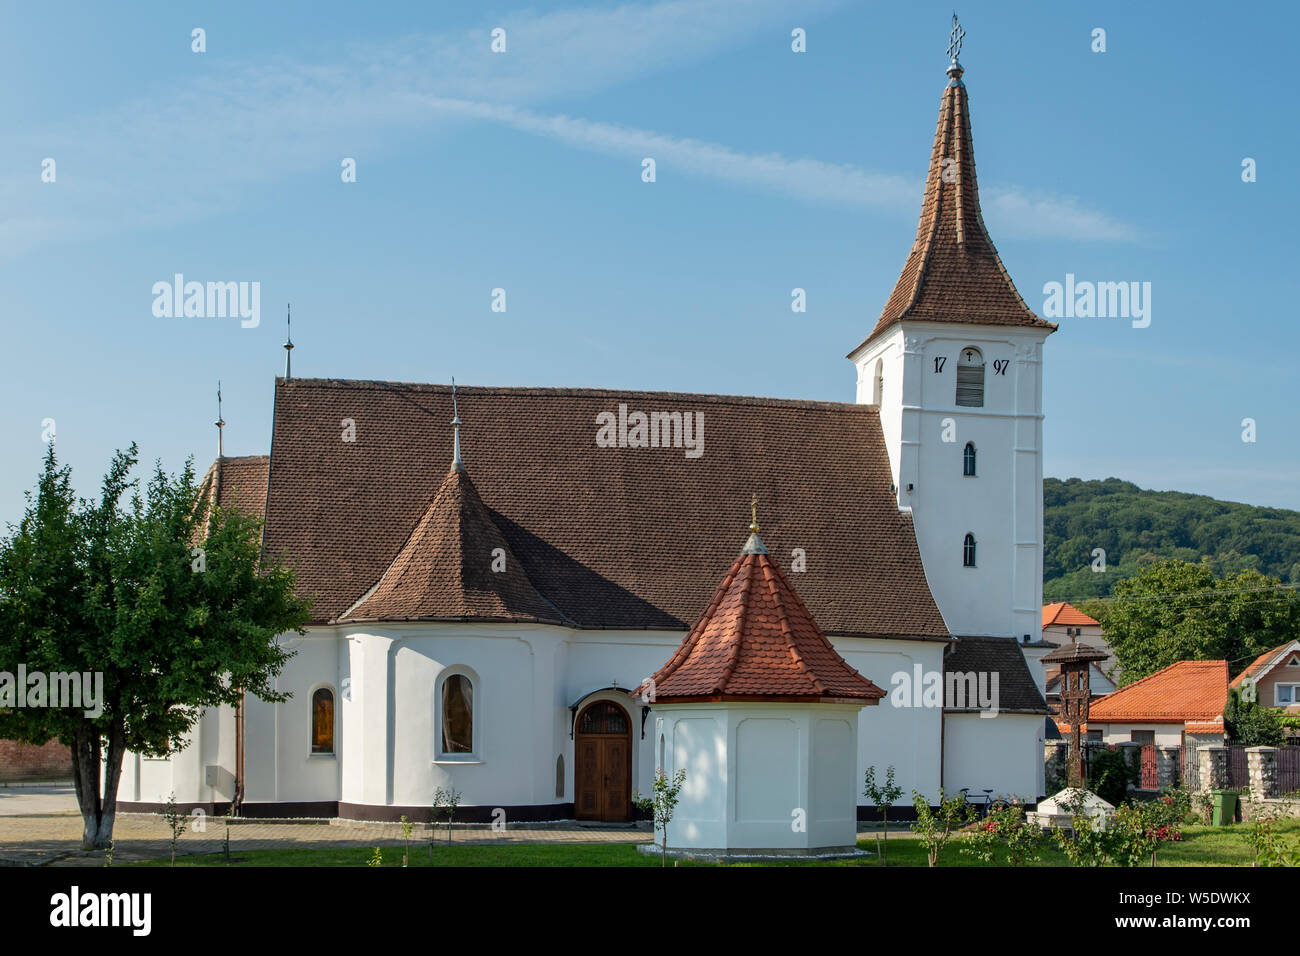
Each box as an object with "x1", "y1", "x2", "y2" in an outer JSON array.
[{"x1": 129, "y1": 819, "x2": 1298, "y2": 867}]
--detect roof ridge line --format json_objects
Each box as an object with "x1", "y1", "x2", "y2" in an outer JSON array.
[
  {"x1": 275, "y1": 377, "x2": 867, "y2": 412},
  {"x1": 714, "y1": 556, "x2": 756, "y2": 693}
]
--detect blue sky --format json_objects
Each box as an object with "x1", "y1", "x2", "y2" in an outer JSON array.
[{"x1": 2, "y1": 0, "x2": 1297, "y2": 526}]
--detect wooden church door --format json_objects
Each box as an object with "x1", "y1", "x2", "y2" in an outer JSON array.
[{"x1": 574, "y1": 701, "x2": 632, "y2": 821}]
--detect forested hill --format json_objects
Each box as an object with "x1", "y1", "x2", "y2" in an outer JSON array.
[{"x1": 1043, "y1": 478, "x2": 1300, "y2": 601}]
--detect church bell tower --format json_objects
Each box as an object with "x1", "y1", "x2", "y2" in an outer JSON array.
[{"x1": 847, "y1": 18, "x2": 1056, "y2": 641}]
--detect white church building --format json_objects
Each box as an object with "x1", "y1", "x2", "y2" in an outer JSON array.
[{"x1": 116, "y1": 39, "x2": 1053, "y2": 825}]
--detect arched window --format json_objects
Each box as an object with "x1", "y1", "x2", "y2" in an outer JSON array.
[
  {"x1": 963, "y1": 442, "x2": 977, "y2": 477},
  {"x1": 871, "y1": 358, "x2": 884, "y2": 407},
  {"x1": 963, "y1": 533, "x2": 977, "y2": 568},
  {"x1": 956, "y1": 347, "x2": 985, "y2": 407},
  {"x1": 441, "y1": 673, "x2": 474, "y2": 755},
  {"x1": 311, "y1": 687, "x2": 334, "y2": 754}
]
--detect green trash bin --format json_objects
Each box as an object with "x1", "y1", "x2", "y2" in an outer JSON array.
[{"x1": 1210, "y1": 790, "x2": 1239, "y2": 826}]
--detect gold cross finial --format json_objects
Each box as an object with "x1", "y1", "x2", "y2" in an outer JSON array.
[
  {"x1": 947, "y1": 13, "x2": 965, "y2": 63},
  {"x1": 749, "y1": 493, "x2": 759, "y2": 533}
]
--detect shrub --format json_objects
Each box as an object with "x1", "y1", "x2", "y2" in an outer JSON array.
[
  {"x1": 1225, "y1": 688, "x2": 1285, "y2": 746},
  {"x1": 959, "y1": 798, "x2": 1042, "y2": 866},
  {"x1": 912, "y1": 789, "x2": 975, "y2": 867},
  {"x1": 1088, "y1": 747, "x2": 1131, "y2": 807}
]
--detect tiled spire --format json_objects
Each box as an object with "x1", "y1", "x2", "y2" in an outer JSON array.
[
  {"x1": 338, "y1": 462, "x2": 565, "y2": 625},
  {"x1": 849, "y1": 23, "x2": 1055, "y2": 356},
  {"x1": 638, "y1": 509, "x2": 886, "y2": 703}
]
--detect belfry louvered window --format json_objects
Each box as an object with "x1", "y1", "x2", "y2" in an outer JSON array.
[
  {"x1": 963, "y1": 442, "x2": 976, "y2": 477},
  {"x1": 955, "y1": 347, "x2": 985, "y2": 407}
]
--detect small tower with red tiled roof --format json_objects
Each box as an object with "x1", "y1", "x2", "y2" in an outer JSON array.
[{"x1": 636, "y1": 500, "x2": 884, "y2": 859}]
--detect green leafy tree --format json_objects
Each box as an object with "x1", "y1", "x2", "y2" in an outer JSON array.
[
  {"x1": 862, "y1": 764, "x2": 903, "y2": 865},
  {"x1": 1043, "y1": 477, "x2": 1300, "y2": 599},
  {"x1": 911, "y1": 789, "x2": 974, "y2": 867},
  {"x1": 633, "y1": 767, "x2": 686, "y2": 867},
  {"x1": 1102, "y1": 561, "x2": 1299, "y2": 684},
  {"x1": 0, "y1": 445, "x2": 310, "y2": 849},
  {"x1": 1224, "y1": 687, "x2": 1285, "y2": 746}
]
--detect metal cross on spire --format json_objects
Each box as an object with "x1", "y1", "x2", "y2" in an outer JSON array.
[
  {"x1": 749, "y1": 493, "x2": 759, "y2": 533},
  {"x1": 947, "y1": 12, "x2": 965, "y2": 64},
  {"x1": 450, "y1": 377, "x2": 463, "y2": 468}
]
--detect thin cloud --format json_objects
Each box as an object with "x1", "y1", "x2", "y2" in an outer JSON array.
[
  {"x1": 422, "y1": 97, "x2": 1137, "y2": 240},
  {"x1": 1, "y1": 0, "x2": 1134, "y2": 254}
]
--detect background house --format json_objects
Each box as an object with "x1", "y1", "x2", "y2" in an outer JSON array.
[
  {"x1": 1041, "y1": 602, "x2": 1114, "y2": 679},
  {"x1": 1083, "y1": 659, "x2": 1228, "y2": 746},
  {"x1": 1233, "y1": 640, "x2": 1300, "y2": 713}
]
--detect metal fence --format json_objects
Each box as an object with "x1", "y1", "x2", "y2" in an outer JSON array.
[
  {"x1": 1227, "y1": 745, "x2": 1249, "y2": 789},
  {"x1": 1279, "y1": 747, "x2": 1300, "y2": 795},
  {"x1": 1139, "y1": 745, "x2": 1158, "y2": 789}
]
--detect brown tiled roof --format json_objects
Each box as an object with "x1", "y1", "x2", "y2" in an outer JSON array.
[
  {"x1": 262, "y1": 378, "x2": 949, "y2": 638},
  {"x1": 943, "y1": 635, "x2": 1047, "y2": 714},
  {"x1": 848, "y1": 68, "x2": 1055, "y2": 357},
  {"x1": 1088, "y1": 660, "x2": 1228, "y2": 724},
  {"x1": 340, "y1": 464, "x2": 566, "y2": 625},
  {"x1": 639, "y1": 531, "x2": 886, "y2": 702},
  {"x1": 196, "y1": 455, "x2": 270, "y2": 524}
]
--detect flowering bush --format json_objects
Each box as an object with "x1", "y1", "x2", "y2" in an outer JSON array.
[
  {"x1": 960, "y1": 798, "x2": 1043, "y2": 866},
  {"x1": 1053, "y1": 793, "x2": 1183, "y2": 867}
]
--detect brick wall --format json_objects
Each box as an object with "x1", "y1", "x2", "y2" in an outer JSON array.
[{"x1": 0, "y1": 738, "x2": 73, "y2": 782}]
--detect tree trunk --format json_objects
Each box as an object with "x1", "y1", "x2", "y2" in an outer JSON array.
[
  {"x1": 96, "y1": 722, "x2": 126, "y2": 849},
  {"x1": 70, "y1": 720, "x2": 126, "y2": 850},
  {"x1": 71, "y1": 725, "x2": 103, "y2": 850}
]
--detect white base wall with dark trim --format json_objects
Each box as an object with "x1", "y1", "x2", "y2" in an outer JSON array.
[{"x1": 115, "y1": 625, "x2": 1041, "y2": 816}]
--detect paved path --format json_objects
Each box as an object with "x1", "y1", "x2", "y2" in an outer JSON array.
[
  {"x1": 0, "y1": 786, "x2": 914, "y2": 866},
  {"x1": 0, "y1": 785, "x2": 652, "y2": 866}
]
